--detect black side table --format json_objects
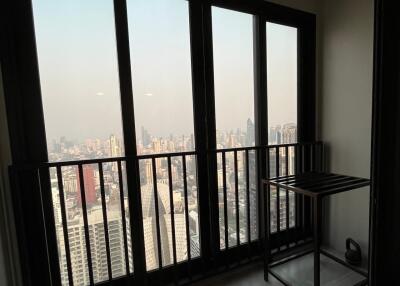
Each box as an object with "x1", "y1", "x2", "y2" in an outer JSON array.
[{"x1": 263, "y1": 172, "x2": 370, "y2": 286}]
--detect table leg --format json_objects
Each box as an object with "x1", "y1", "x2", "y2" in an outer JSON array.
[
  {"x1": 264, "y1": 183, "x2": 271, "y2": 282},
  {"x1": 314, "y1": 197, "x2": 321, "y2": 286}
]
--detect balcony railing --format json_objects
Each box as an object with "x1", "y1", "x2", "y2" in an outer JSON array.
[{"x1": 10, "y1": 142, "x2": 323, "y2": 286}]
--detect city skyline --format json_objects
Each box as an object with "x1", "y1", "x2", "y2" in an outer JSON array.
[
  {"x1": 33, "y1": 0, "x2": 298, "y2": 143},
  {"x1": 31, "y1": 1, "x2": 299, "y2": 285},
  {"x1": 48, "y1": 120, "x2": 296, "y2": 161},
  {"x1": 48, "y1": 121, "x2": 296, "y2": 285}
]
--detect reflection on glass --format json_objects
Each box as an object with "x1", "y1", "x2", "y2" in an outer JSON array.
[
  {"x1": 139, "y1": 155, "x2": 199, "y2": 271},
  {"x1": 127, "y1": 0, "x2": 195, "y2": 155}
]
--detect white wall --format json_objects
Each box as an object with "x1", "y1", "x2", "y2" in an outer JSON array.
[
  {"x1": 269, "y1": 0, "x2": 374, "y2": 268},
  {"x1": 319, "y1": 0, "x2": 374, "y2": 266}
]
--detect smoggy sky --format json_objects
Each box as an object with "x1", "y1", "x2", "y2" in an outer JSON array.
[{"x1": 33, "y1": 0, "x2": 297, "y2": 142}]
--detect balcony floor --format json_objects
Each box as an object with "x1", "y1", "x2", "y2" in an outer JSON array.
[{"x1": 192, "y1": 253, "x2": 365, "y2": 286}]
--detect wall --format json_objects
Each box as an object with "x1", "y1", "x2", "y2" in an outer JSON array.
[
  {"x1": 269, "y1": 0, "x2": 374, "y2": 269},
  {"x1": 320, "y1": 0, "x2": 374, "y2": 266},
  {"x1": 268, "y1": 0, "x2": 320, "y2": 14}
]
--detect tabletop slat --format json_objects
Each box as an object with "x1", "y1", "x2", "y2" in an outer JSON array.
[{"x1": 264, "y1": 172, "x2": 370, "y2": 197}]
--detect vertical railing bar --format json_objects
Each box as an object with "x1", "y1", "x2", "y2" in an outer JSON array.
[
  {"x1": 167, "y1": 157, "x2": 178, "y2": 285},
  {"x1": 264, "y1": 177, "x2": 271, "y2": 279},
  {"x1": 285, "y1": 146, "x2": 289, "y2": 177},
  {"x1": 99, "y1": 163, "x2": 113, "y2": 280},
  {"x1": 301, "y1": 144, "x2": 305, "y2": 173},
  {"x1": 311, "y1": 143, "x2": 315, "y2": 172},
  {"x1": 245, "y1": 150, "x2": 251, "y2": 252},
  {"x1": 307, "y1": 144, "x2": 314, "y2": 235},
  {"x1": 56, "y1": 166, "x2": 74, "y2": 286},
  {"x1": 182, "y1": 155, "x2": 192, "y2": 279},
  {"x1": 319, "y1": 142, "x2": 324, "y2": 172},
  {"x1": 222, "y1": 152, "x2": 229, "y2": 251},
  {"x1": 254, "y1": 147, "x2": 264, "y2": 252},
  {"x1": 234, "y1": 151, "x2": 240, "y2": 246},
  {"x1": 301, "y1": 145, "x2": 306, "y2": 238},
  {"x1": 266, "y1": 147, "x2": 270, "y2": 242},
  {"x1": 152, "y1": 158, "x2": 163, "y2": 270},
  {"x1": 78, "y1": 164, "x2": 94, "y2": 285},
  {"x1": 275, "y1": 147, "x2": 281, "y2": 252},
  {"x1": 117, "y1": 161, "x2": 130, "y2": 276},
  {"x1": 294, "y1": 145, "x2": 300, "y2": 245},
  {"x1": 285, "y1": 147, "x2": 290, "y2": 249}
]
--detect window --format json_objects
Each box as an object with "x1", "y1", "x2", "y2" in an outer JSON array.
[
  {"x1": 12, "y1": 0, "x2": 315, "y2": 284},
  {"x1": 127, "y1": 0, "x2": 195, "y2": 156},
  {"x1": 33, "y1": 1, "x2": 131, "y2": 284},
  {"x1": 267, "y1": 22, "x2": 298, "y2": 232},
  {"x1": 267, "y1": 22, "x2": 298, "y2": 145},
  {"x1": 33, "y1": 0, "x2": 124, "y2": 162},
  {"x1": 212, "y1": 7, "x2": 257, "y2": 248},
  {"x1": 126, "y1": 0, "x2": 200, "y2": 270}
]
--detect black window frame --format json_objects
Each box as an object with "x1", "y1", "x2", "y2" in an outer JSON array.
[{"x1": 0, "y1": 0, "x2": 316, "y2": 285}]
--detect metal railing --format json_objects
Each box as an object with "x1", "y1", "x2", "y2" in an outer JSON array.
[{"x1": 10, "y1": 142, "x2": 323, "y2": 286}]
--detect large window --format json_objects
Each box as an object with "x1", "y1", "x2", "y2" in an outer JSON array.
[{"x1": 15, "y1": 0, "x2": 315, "y2": 284}]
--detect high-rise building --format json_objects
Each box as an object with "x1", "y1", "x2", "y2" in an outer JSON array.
[
  {"x1": 109, "y1": 134, "x2": 122, "y2": 157},
  {"x1": 141, "y1": 126, "x2": 151, "y2": 147},
  {"x1": 246, "y1": 118, "x2": 255, "y2": 146},
  {"x1": 52, "y1": 187, "x2": 132, "y2": 286},
  {"x1": 76, "y1": 165, "x2": 97, "y2": 206},
  {"x1": 282, "y1": 123, "x2": 297, "y2": 144}
]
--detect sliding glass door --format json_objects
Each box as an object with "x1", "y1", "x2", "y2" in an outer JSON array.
[{"x1": 209, "y1": 4, "x2": 305, "y2": 258}]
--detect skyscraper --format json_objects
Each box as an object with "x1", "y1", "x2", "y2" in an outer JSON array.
[
  {"x1": 246, "y1": 118, "x2": 255, "y2": 146},
  {"x1": 109, "y1": 134, "x2": 122, "y2": 157},
  {"x1": 76, "y1": 165, "x2": 97, "y2": 206},
  {"x1": 141, "y1": 126, "x2": 151, "y2": 147}
]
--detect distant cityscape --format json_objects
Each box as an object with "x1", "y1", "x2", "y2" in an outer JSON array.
[{"x1": 48, "y1": 120, "x2": 297, "y2": 285}]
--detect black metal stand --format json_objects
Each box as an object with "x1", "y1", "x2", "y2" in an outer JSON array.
[{"x1": 263, "y1": 172, "x2": 370, "y2": 286}]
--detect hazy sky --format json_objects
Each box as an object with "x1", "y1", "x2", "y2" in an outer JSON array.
[{"x1": 33, "y1": 0, "x2": 297, "y2": 143}]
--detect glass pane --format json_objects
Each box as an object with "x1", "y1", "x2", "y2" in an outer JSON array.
[
  {"x1": 267, "y1": 23, "x2": 298, "y2": 233},
  {"x1": 32, "y1": 2, "x2": 131, "y2": 285},
  {"x1": 128, "y1": 0, "x2": 199, "y2": 271},
  {"x1": 33, "y1": 0, "x2": 124, "y2": 162},
  {"x1": 212, "y1": 7, "x2": 255, "y2": 149},
  {"x1": 212, "y1": 6, "x2": 255, "y2": 250},
  {"x1": 267, "y1": 22, "x2": 298, "y2": 145},
  {"x1": 127, "y1": 0, "x2": 195, "y2": 155}
]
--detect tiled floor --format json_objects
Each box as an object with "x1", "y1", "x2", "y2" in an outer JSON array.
[{"x1": 192, "y1": 253, "x2": 366, "y2": 286}]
